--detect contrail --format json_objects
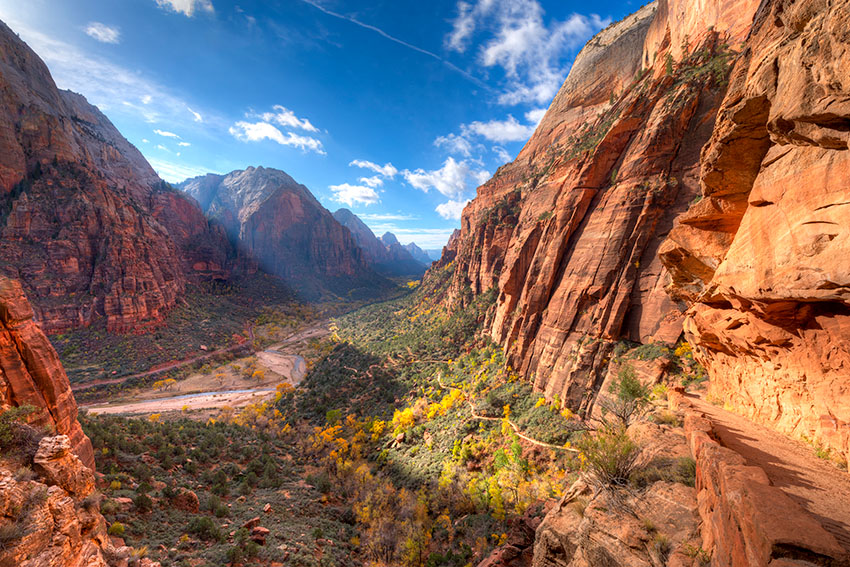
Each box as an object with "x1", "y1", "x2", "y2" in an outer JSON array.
[{"x1": 298, "y1": 0, "x2": 491, "y2": 91}]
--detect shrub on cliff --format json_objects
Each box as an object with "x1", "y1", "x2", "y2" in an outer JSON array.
[
  {"x1": 598, "y1": 365, "x2": 650, "y2": 425},
  {"x1": 575, "y1": 425, "x2": 642, "y2": 489},
  {"x1": 0, "y1": 405, "x2": 45, "y2": 457}
]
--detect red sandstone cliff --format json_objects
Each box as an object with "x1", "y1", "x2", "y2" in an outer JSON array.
[
  {"x1": 0, "y1": 20, "x2": 231, "y2": 334},
  {"x1": 180, "y1": 167, "x2": 389, "y2": 297},
  {"x1": 0, "y1": 276, "x2": 93, "y2": 467},
  {"x1": 430, "y1": 0, "x2": 762, "y2": 415},
  {"x1": 660, "y1": 0, "x2": 850, "y2": 465}
]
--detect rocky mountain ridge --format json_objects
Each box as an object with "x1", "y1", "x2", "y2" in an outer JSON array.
[
  {"x1": 0, "y1": 20, "x2": 231, "y2": 334},
  {"x1": 180, "y1": 168, "x2": 390, "y2": 298},
  {"x1": 332, "y1": 208, "x2": 427, "y2": 276},
  {"x1": 427, "y1": 0, "x2": 850, "y2": 463}
]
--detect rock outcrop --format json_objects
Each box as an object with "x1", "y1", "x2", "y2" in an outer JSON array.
[
  {"x1": 0, "y1": 20, "x2": 232, "y2": 334},
  {"x1": 333, "y1": 209, "x2": 427, "y2": 276},
  {"x1": 181, "y1": 167, "x2": 388, "y2": 297},
  {"x1": 429, "y1": 0, "x2": 761, "y2": 415},
  {"x1": 659, "y1": 0, "x2": 850, "y2": 463},
  {"x1": 0, "y1": 276, "x2": 93, "y2": 467}
]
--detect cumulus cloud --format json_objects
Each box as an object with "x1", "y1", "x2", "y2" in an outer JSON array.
[
  {"x1": 154, "y1": 0, "x2": 214, "y2": 17},
  {"x1": 154, "y1": 129, "x2": 181, "y2": 139},
  {"x1": 148, "y1": 158, "x2": 220, "y2": 183},
  {"x1": 85, "y1": 22, "x2": 120, "y2": 44},
  {"x1": 403, "y1": 157, "x2": 489, "y2": 200},
  {"x1": 229, "y1": 121, "x2": 325, "y2": 154},
  {"x1": 330, "y1": 183, "x2": 380, "y2": 207},
  {"x1": 493, "y1": 146, "x2": 512, "y2": 163},
  {"x1": 461, "y1": 115, "x2": 535, "y2": 143},
  {"x1": 525, "y1": 108, "x2": 547, "y2": 125},
  {"x1": 350, "y1": 160, "x2": 398, "y2": 178},
  {"x1": 446, "y1": 0, "x2": 608, "y2": 104},
  {"x1": 435, "y1": 199, "x2": 470, "y2": 220},
  {"x1": 252, "y1": 105, "x2": 319, "y2": 132},
  {"x1": 359, "y1": 213, "x2": 418, "y2": 222},
  {"x1": 177, "y1": 141, "x2": 191, "y2": 147},
  {"x1": 359, "y1": 176, "x2": 384, "y2": 188},
  {"x1": 434, "y1": 133, "x2": 474, "y2": 157}
]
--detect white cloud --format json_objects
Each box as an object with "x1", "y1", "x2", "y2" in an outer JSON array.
[
  {"x1": 177, "y1": 141, "x2": 191, "y2": 147},
  {"x1": 141, "y1": 95, "x2": 153, "y2": 104},
  {"x1": 446, "y1": 0, "x2": 608, "y2": 104},
  {"x1": 156, "y1": 144, "x2": 169, "y2": 151},
  {"x1": 187, "y1": 107, "x2": 203, "y2": 122},
  {"x1": 154, "y1": 129, "x2": 181, "y2": 139},
  {"x1": 147, "y1": 157, "x2": 219, "y2": 183},
  {"x1": 403, "y1": 157, "x2": 489, "y2": 200},
  {"x1": 141, "y1": 139, "x2": 150, "y2": 144},
  {"x1": 253, "y1": 105, "x2": 319, "y2": 132},
  {"x1": 461, "y1": 115, "x2": 535, "y2": 143},
  {"x1": 434, "y1": 133, "x2": 474, "y2": 157},
  {"x1": 350, "y1": 160, "x2": 398, "y2": 178},
  {"x1": 155, "y1": 0, "x2": 214, "y2": 17},
  {"x1": 229, "y1": 121, "x2": 325, "y2": 154},
  {"x1": 525, "y1": 107, "x2": 547, "y2": 125},
  {"x1": 359, "y1": 176, "x2": 383, "y2": 188},
  {"x1": 85, "y1": 22, "x2": 120, "y2": 44},
  {"x1": 493, "y1": 146, "x2": 512, "y2": 163},
  {"x1": 436, "y1": 199, "x2": 470, "y2": 220},
  {"x1": 330, "y1": 183, "x2": 380, "y2": 207}
]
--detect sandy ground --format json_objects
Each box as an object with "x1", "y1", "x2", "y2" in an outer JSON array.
[
  {"x1": 689, "y1": 395, "x2": 850, "y2": 552},
  {"x1": 81, "y1": 321, "x2": 330, "y2": 416},
  {"x1": 86, "y1": 388, "x2": 277, "y2": 415}
]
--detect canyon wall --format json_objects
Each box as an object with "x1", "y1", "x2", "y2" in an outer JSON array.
[
  {"x1": 660, "y1": 0, "x2": 850, "y2": 464},
  {"x1": 0, "y1": 20, "x2": 232, "y2": 334},
  {"x1": 0, "y1": 276, "x2": 93, "y2": 467},
  {"x1": 432, "y1": 0, "x2": 761, "y2": 415},
  {"x1": 181, "y1": 167, "x2": 387, "y2": 297}
]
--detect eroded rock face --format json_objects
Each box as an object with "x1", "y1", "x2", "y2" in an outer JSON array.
[
  {"x1": 431, "y1": 0, "x2": 761, "y2": 416},
  {"x1": 0, "y1": 276, "x2": 93, "y2": 467},
  {"x1": 181, "y1": 167, "x2": 383, "y2": 295},
  {"x1": 660, "y1": 0, "x2": 850, "y2": 463},
  {"x1": 0, "y1": 436, "x2": 155, "y2": 567},
  {"x1": 0, "y1": 20, "x2": 231, "y2": 333},
  {"x1": 333, "y1": 209, "x2": 427, "y2": 276}
]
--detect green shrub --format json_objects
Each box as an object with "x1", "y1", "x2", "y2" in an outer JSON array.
[
  {"x1": 0, "y1": 522, "x2": 26, "y2": 551},
  {"x1": 575, "y1": 425, "x2": 642, "y2": 488},
  {"x1": 188, "y1": 516, "x2": 222, "y2": 542},
  {"x1": 108, "y1": 522, "x2": 125, "y2": 537},
  {"x1": 598, "y1": 365, "x2": 650, "y2": 425}
]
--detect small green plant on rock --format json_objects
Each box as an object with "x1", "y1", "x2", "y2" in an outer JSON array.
[{"x1": 575, "y1": 424, "x2": 642, "y2": 489}]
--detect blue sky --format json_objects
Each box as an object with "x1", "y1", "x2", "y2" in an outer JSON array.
[{"x1": 0, "y1": 0, "x2": 636, "y2": 248}]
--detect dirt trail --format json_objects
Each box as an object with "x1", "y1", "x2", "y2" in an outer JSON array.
[{"x1": 688, "y1": 395, "x2": 850, "y2": 552}]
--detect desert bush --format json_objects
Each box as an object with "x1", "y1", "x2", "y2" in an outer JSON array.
[
  {"x1": 575, "y1": 425, "x2": 642, "y2": 488},
  {"x1": 188, "y1": 516, "x2": 222, "y2": 542},
  {"x1": 598, "y1": 365, "x2": 650, "y2": 425},
  {"x1": 108, "y1": 522, "x2": 125, "y2": 537},
  {"x1": 0, "y1": 522, "x2": 26, "y2": 551}
]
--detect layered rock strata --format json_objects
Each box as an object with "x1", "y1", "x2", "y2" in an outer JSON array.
[
  {"x1": 430, "y1": 0, "x2": 761, "y2": 415},
  {"x1": 0, "y1": 276, "x2": 93, "y2": 467},
  {"x1": 660, "y1": 0, "x2": 850, "y2": 463},
  {"x1": 0, "y1": 20, "x2": 231, "y2": 333}
]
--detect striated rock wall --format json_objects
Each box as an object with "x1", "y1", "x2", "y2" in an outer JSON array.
[
  {"x1": 0, "y1": 20, "x2": 231, "y2": 334},
  {"x1": 181, "y1": 167, "x2": 385, "y2": 295},
  {"x1": 660, "y1": 0, "x2": 850, "y2": 464},
  {"x1": 333, "y1": 209, "x2": 427, "y2": 276},
  {"x1": 432, "y1": 0, "x2": 762, "y2": 416},
  {"x1": 0, "y1": 276, "x2": 93, "y2": 467}
]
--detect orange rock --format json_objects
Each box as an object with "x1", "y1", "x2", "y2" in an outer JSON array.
[{"x1": 0, "y1": 276, "x2": 93, "y2": 466}]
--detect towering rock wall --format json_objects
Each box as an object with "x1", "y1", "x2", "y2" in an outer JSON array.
[
  {"x1": 432, "y1": 0, "x2": 761, "y2": 415},
  {"x1": 0, "y1": 276, "x2": 93, "y2": 467},
  {"x1": 660, "y1": 0, "x2": 850, "y2": 463},
  {"x1": 181, "y1": 167, "x2": 385, "y2": 295},
  {"x1": 333, "y1": 209, "x2": 427, "y2": 276},
  {"x1": 0, "y1": 20, "x2": 231, "y2": 334}
]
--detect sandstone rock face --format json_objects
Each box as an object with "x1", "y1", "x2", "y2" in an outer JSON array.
[
  {"x1": 333, "y1": 209, "x2": 426, "y2": 276},
  {"x1": 0, "y1": 20, "x2": 231, "y2": 334},
  {"x1": 0, "y1": 276, "x2": 93, "y2": 467},
  {"x1": 0, "y1": 436, "x2": 156, "y2": 567},
  {"x1": 660, "y1": 0, "x2": 850, "y2": 464},
  {"x1": 181, "y1": 167, "x2": 384, "y2": 296},
  {"x1": 432, "y1": 0, "x2": 760, "y2": 416}
]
